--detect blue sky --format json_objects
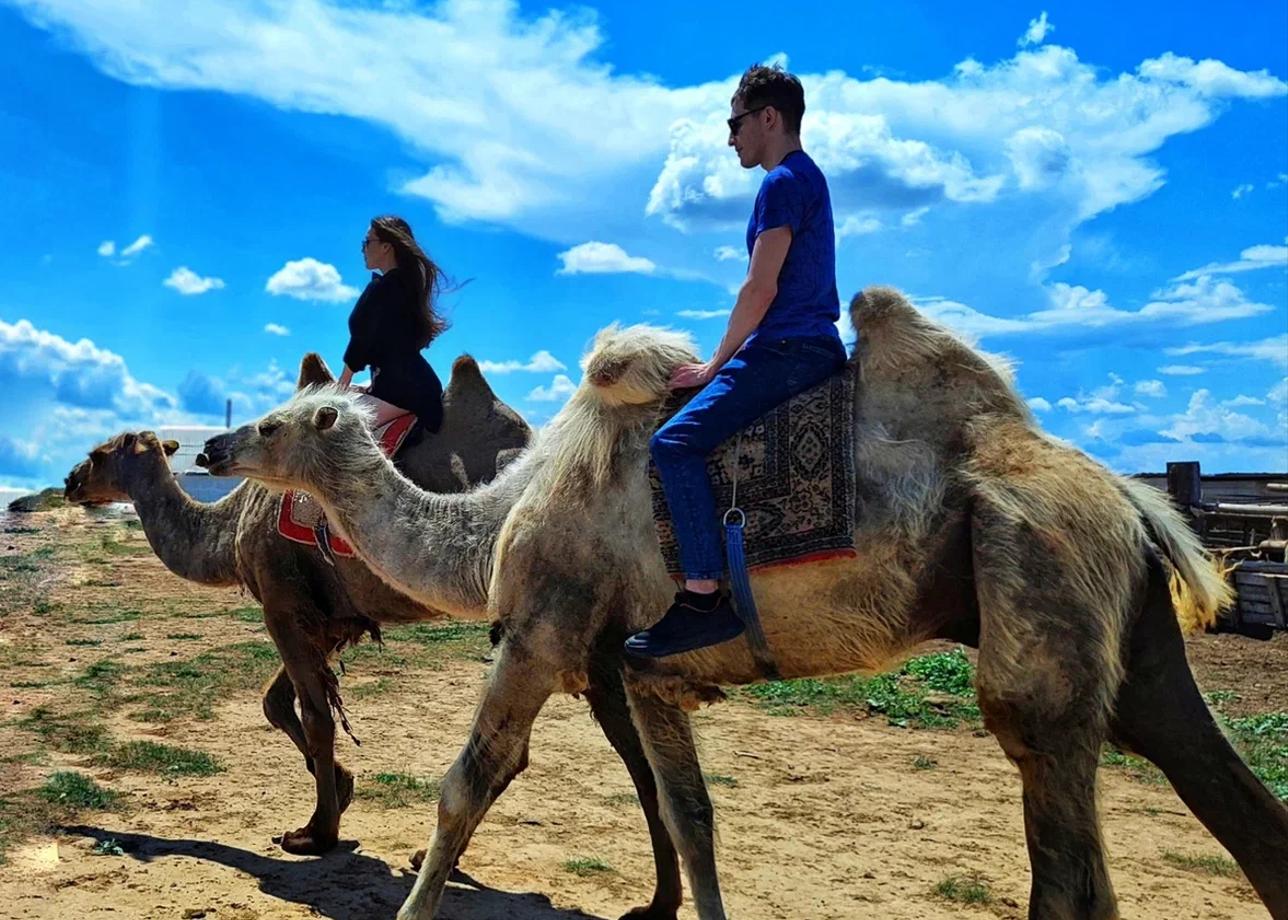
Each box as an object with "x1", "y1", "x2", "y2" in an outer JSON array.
[{"x1": 1, "y1": 0, "x2": 1285, "y2": 495}]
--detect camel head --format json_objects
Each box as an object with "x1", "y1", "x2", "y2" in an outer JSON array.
[
  {"x1": 580, "y1": 324, "x2": 698, "y2": 408},
  {"x1": 64, "y1": 431, "x2": 179, "y2": 504},
  {"x1": 196, "y1": 387, "x2": 376, "y2": 495}
]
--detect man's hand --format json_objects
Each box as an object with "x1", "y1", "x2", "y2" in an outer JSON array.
[{"x1": 669, "y1": 361, "x2": 717, "y2": 390}]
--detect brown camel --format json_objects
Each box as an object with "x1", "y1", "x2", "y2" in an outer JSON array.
[
  {"x1": 61, "y1": 352, "x2": 535, "y2": 857},
  {"x1": 198, "y1": 289, "x2": 1288, "y2": 920}
]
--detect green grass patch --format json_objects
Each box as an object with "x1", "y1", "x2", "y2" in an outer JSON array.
[
  {"x1": 933, "y1": 872, "x2": 992, "y2": 904},
  {"x1": 9, "y1": 678, "x2": 65, "y2": 689},
  {"x1": 18, "y1": 708, "x2": 111, "y2": 755},
  {"x1": 1224, "y1": 712, "x2": 1288, "y2": 800},
  {"x1": 703, "y1": 773, "x2": 738, "y2": 788},
  {"x1": 77, "y1": 607, "x2": 142, "y2": 625},
  {"x1": 562, "y1": 857, "x2": 614, "y2": 877},
  {"x1": 164, "y1": 633, "x2": 202, "y2": 641},
  {"x1": 356, "y1": 772, "x2": 441, "y2": 808},
  {"x1": 741, "y1": 649, "x2": 980, "y2": 728},
  {"x1": 73, "y1": 659, "x2": 127, "y2": 699},
  {"x1": 121, "y1": 633, "x2": 144, "y2": 641},
  {"x1": 98, "y1": 534, "x2": 149, "y2": 556},
  {"x1": 97, "y1": 740, "x2": 222, "y2": 777},
  {"x1": 1161, "y1": 850, "x2": 1240, "y2": 878},
  {"x1": 1100, "y1": 746, "x2": 1168, "y2": 786},
  {"x1": 133, "y1": 640, "x2": 280, "y2": 721},
  {"x1": 604, "y1": 792, "x2": 638, "y2": 807},
  {"x1": 912, "y1": 755, "x2": 938, "y2": 770},
  {"x1": 229, "y1": 607, "x2": 263, "y2": 623},
  {"x1": 92, "y1": 838, "x2": 126, "y2": 856},
  {"x1": 347, "y1": 677, "x2": 393, "y2": 700},
  {"x1": 37, "y1": 771, "x2": 118, "y2": 810},
  {"x1": 65, "y1": 638, "x2": 103, "y2": 647},
  {"x1": 0, "y1": 546, "x2": 55, "y2": 575}
]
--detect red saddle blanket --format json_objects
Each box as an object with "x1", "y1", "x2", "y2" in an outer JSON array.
[{"x1": 276, "y1": 413, "x2": 417, "y2": 558}]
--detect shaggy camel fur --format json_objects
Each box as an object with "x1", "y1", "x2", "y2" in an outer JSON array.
[
  {"x1": 199, "y1": 289, "x2": 1288, "y2": 920},
  {"x1": 62, "y1": 352, "x2": 533, "y2": 857}
]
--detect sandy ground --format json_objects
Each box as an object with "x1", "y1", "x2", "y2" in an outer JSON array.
[{"x1": 0, "y1": 507, "x2": 1283, "y2": 920}]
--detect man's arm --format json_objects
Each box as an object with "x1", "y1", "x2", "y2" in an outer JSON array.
[{"x1": 669, "y1": 225, "x2": 792, "y2": 388}]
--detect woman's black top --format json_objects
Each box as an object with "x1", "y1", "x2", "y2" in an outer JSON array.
[{"x1": 343, "y1": 267, "x2": 444, "y2": 432}]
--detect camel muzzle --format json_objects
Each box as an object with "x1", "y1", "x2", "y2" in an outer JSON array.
[{"x1": 197, "y1": 434, "x2": 236, "y2": 476}]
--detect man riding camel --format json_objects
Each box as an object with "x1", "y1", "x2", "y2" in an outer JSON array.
[{"x1": 627, "y1": 63, "x2": 845, "y2": 658}]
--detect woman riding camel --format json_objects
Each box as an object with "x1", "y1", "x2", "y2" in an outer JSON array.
[{"x1": 337, "y1": 215, "x2": 448, "y2": 431}]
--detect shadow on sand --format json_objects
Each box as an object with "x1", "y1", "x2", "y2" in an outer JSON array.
[{"x1": 60, "y1": 825, "x2": 610, "y2": 920}]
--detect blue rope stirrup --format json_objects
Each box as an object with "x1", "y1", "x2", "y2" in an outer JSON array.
[{"x1": 723, "y1": 436, "x2": 781, "y2": 680}]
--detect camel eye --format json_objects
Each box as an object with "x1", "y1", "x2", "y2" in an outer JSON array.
[{"x1": 258, "y1": 421, "x2": 281, "y2": 437}]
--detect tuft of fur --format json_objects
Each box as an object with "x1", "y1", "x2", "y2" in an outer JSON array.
[
  {"x1": 1114, "y1": 477, "x2": 1235, "y2": 633},
  {"x1": 624, "y1": 671, "x2": 727, "y2": 712}
]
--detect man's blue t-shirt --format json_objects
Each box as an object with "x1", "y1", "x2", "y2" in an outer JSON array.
[{"x1": 744, "y1": 150, "x2": 841, "y2": 345}]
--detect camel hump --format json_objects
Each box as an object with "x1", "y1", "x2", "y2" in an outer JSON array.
[
  {"x1": 446, "y1": 354, "x2": 497, "y2": 401},
  {"x1": 297, "y1": 353, "x2": 334, "y2": 389},
  {"x1": 849, "y1": 285, "x2": 916, "y2": 329}
]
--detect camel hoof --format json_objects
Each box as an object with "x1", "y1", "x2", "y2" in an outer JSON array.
[
  {"x1": 277, "y1": 825, "x2": 338, "y2": 855},
  {"x1": 409, "y1": 848, "x2": 426, "y2": 870},
  {"x1": 618, "y1": 906, "x2": 680, "y2": 920}
]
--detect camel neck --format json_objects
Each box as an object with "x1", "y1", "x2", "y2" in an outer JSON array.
[
  {"x1": 311, "y1": 449, "x2": 509, "y2": 618},
  {"x1": 125, "y1": 458, "x2": 244, "y2": 586}
]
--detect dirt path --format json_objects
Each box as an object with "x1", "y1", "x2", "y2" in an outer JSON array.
[{"x1": 0, "y1": 508, "x2": 1281, "y2": 919}]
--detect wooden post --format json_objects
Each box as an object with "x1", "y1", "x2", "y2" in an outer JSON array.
[{"x1": 1167, "y1": 461, "x2": 1202, "y2": 509}]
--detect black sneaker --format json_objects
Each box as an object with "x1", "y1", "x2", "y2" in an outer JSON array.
[{"x1": 624, "y1": 590, "x2": 745, "y2": 658}]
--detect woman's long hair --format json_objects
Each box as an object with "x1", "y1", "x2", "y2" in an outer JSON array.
[{"x1": 369, "y1": 215, "x2": 449, "y2": 348}]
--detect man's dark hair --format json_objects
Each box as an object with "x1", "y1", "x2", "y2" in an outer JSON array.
[{"x1": 733, "y1": 63, "x2": 805, "y2": 134}]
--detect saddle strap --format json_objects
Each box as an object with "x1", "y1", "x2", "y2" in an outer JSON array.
[{"x1": 724, "y1": 514, "x2": 781, "y2": 681}]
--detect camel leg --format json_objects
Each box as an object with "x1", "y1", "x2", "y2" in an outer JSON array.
[
  {"x1": 1111, "y1": 557, "x2": 1288, "y2": 917},
  {"x1": 396, "y1": 643, "x2": 552, "y2": 920},
  {"x1": 585, "y1": 655, "x2": 684, "y2": 920},
  {"x1": 625, "y1": 688, "x2": 726, "y2": 920},
  {"x1": 264, "y1": 612, "x2": 345, "y2": 855},
  {"x1": 973, "y1": 513, "x2": 1120, "y2": 919},
  {"x1": 262, "y1": 662, "x2": 356, "y2": 817}
]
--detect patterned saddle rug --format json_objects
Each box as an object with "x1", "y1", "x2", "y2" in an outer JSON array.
[
  {"x1": 277, "y1": 412, "x2": 418, "y2": 561},
  {"x1": 649, "y1": 364, "x2": 858, "y2": 574}
]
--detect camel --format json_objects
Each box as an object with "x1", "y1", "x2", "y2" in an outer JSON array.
[
  {"x1": 61, "y1": 352, "x2": 535, "y2": 857},
  {"x1": 197, "y1": 288, "x2": 1288, "y2": 920}
]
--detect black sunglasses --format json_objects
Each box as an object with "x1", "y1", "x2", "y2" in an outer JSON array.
[{"x1": 727, "y1": 105, "x2": 768, "y2": 136}]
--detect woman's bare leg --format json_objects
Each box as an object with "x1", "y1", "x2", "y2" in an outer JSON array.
[{"x1": 356, "y1": 392, "x2": 412, "y2": 427}]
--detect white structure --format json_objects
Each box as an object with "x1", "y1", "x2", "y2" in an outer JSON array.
[{"x1": 154, "y1": 425, "x2": 242, "y2": 501}]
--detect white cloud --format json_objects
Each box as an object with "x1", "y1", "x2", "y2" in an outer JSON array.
[
  {"x1": 1018, "y1": 11, "x2": 1053, "y2": 47},
  {"x1": 713, "y1": 245, "x2": 743, "y2": 262},
  {"x1": 1223, "y1": 395, "x2": 1265, "y2": 407},
  {"x1": 526, "y1": 374, "x2": 577, "y2": 402},
  {"x1": 264, "y1": 323, "x2": 290, "y2": 336},
  {"x1": 1173, "y1": 243, "x2": 1288, "y2": 280},
  {"x1": 556, "y1": 241, "x2": 655, "y2": 276},
  {"x1": 96, "y1": 240, "x2": 115, "y2": 257},
  {"x1": 1269, "y1": 173, "x2": 1288, "y2": 190},
  {"x1": 1135, "y1": 380, "x2": 1167, "y2": 398},
  {"x1": 163, "y1": 266, "x2": 225, "y2": 296},
  {"x1": 1166, "y1": 334, "x2": 1288, "y2": 367},
  {"x1": 1231, "y1": 183, "x2": 1255, "y2": 199},
  {"x1": 1027, "y1": 396, "x2": 1052, "y2": 412},
  {"x1": 1161, "y1": 389, "x2": 1277, "y2": 443},
  {"x1": 836, "y1": 215, "x2": 883, "y2": 239},
  {"x1": 265, "y1": 258, "x2": 358, "y2": 303},
  {"x1": 1159, "y1": 365, "x2": 1206, "y2": 376},
  {"x1": 477, "y1": 350, "x2": 566, "y2": 374},
  {"x1": 1057, "y1": 395, "x2": 1136, "y2": 415},
  {"x1": 13, "y1": 1, "x2": 1284, "y2": 297},
  {"x1": 677, "y1": 308, "x2": 729, "y2": 320},
  {"x1": 120, "y1": 234, "x2": 154, "y2": 258}
]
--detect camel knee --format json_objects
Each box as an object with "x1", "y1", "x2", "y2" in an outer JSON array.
[{"x1": 262, "y1": 680, "x2": 297, "y2": 731}]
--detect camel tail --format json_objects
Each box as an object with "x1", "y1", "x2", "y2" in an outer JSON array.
[{"x1": 1117, "y1": 477, "x2": 1234, "y2": 633}]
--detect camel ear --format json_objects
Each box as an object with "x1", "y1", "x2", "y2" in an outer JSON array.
[
  {"x1": 313, "y1": 406, "x2": 339, "y2": 431},
  {"x1": 134, "y1": 431, "x2": 158, "y2": 454},
  {"x1": 297, "y1": 353, "x2": 334, "y2": 389},
  {"x1": 161, "y1": 440, "x2": 180, "y2": 456}
]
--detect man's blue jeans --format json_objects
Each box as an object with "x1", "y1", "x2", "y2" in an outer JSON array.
[{"x1": 650, "y1": 335, "x2": 848, "y2": 580}]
